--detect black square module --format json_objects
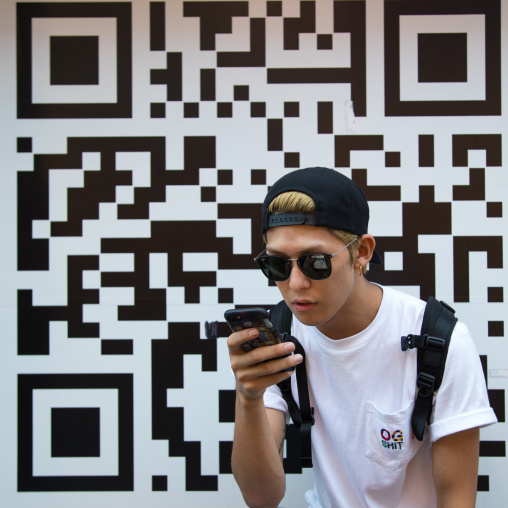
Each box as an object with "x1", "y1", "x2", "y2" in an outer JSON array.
[
  {"x1": 218, "y1": 169, "x2": 233, "y2": 185},
  {"x1": 234, "y1": 85, "x2": 249, "y2": 101},
  {"x1": 150, "y1": 102, "x2": 166, "y2": 118},
  {"x1": 152, "y1": 475, "x2": 168, "y2": 491},
  {"x1": 418, "y1": 33, "x2": 467, "y2": 83},
  {"x1": 217, "y1": 102, "x2": 233, "y2": 118},
  {"x1": 52, "y1": 407, "x2": 100, "y2": 457},
  {"x1": 317, "y1": 34, "x2": 333, "y2": 50},
  {"x1": 184, "y1": 102, "x2": 199, "y2": 118},
  {"x1": 17, "y1": 137, "x2": 32, "y2": 153},
  {"x1": 267, "y1": 1, "x2": 282, "y2": 17},
  {"x1": 50, "y1": 36, "x2": 99, "y2": 85}
]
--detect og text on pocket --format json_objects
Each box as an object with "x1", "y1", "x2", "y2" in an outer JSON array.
[{"x1": 365, "y1": 400, "x2": 422, "y2": 470}]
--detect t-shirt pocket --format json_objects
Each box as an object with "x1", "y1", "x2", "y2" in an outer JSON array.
[{"x1": 365, "y1": 400, "x2": 421, "y2": 470}]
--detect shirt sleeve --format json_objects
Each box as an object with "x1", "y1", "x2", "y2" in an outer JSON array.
[
  {"x1": 429, "y1": 321, "x2": 498, "y2": 443},
  {"x1": 263, "y1": 383, "x2": 288, "y2": 414}
]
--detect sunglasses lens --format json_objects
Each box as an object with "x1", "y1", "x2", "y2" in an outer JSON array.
[
  {"x1": 256, "y1": 256, "x2": 290, "y2": 281},
  {"x1": 298, "y1": 253, "x2": 332, "y2": 280}
]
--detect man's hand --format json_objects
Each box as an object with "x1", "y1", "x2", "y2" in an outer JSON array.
[
  {"x1": 228, "y1": 328, "x2": 302, "y2": 508},
  {"x1": 227, "y1": 327, "x2": 303, "y2": 399}
]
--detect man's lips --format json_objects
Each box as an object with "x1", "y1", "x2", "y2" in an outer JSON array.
[{"x1": 293, "y1": 300, "x2": 316, "y2": 312}]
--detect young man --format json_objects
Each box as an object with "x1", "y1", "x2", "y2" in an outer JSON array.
[{"x1": 227, "y1": 167, "x2": 497, "y2": 508}]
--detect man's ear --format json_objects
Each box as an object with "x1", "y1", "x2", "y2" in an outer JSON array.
[{"x1": 355, "y1": 234, "x2": 376, "y2": 269}]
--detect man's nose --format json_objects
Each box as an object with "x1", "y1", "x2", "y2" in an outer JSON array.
[{"x1": 288, "y1": 260, "x2": 311, "y2": 291}]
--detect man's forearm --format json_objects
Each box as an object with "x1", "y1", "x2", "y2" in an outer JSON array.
[
  {"x1": 232, "y1": 392, "x2": 286, "y2": 508},
  {"x1": 432, "y1": 428, "x2": 479, "y2": 508}
]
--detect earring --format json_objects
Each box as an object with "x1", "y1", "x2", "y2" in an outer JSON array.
[{"x1": 358, "y1": 266, "x2": 363, "y2": 276}]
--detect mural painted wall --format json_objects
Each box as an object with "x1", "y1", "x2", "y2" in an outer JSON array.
[{"x1": 0, "y1": 0, "x2": 506, "y2": 506}]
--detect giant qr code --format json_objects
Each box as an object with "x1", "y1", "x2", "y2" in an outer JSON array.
[{"x1": 2, "y1": 0, "x2": 506, "y2": 506}]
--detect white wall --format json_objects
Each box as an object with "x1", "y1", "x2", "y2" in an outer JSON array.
[{"x1": 0, "y1": 0, "x2": 506, "y2": 506}]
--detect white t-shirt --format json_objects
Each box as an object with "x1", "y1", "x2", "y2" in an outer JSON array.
[{"x1": 264, "y1": 286, "x2": 497, "y2": 508}]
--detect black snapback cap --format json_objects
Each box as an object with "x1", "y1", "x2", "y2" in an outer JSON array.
[{"x1": 262, "y1": 166, "x2": 382, "y2": 264}]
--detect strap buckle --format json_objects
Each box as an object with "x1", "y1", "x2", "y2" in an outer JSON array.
[
  {"x1": 401, "y1": 334, "x2": 446, "y2": 352},
  {"x1": 425, "y1": 335, "x2": 446, "y2": 351},
  {"x1": 280, "y1": 332, "x2": 290, "y2": 342},
  {"x1": 307, "y1": 406, "x2": 315, "y2": 426},
  {"x1": 296, "y1": 407, "x2": 315, "y2": 428},
  {"x1": 416, "y1": 372, "x2": 435, "y2": 397},
  {"x1": 299, "y1": 410, "x2": 315, "y2": 468},
  {"x1": 401, "y1": 334, "x2": 416, "y2": 351}
]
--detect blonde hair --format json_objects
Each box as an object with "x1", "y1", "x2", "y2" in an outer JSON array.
[{"x1": 266, "y1": 191, "x2": 367, "y2": 273}]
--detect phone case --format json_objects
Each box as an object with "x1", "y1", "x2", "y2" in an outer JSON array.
[{"x1": 224, "y1": 307, "x2": 283, "y2": 352}]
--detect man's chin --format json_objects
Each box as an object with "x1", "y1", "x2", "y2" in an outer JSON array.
[{"x1": 292, "y1": 308, "x2": 324, "y2": 328}]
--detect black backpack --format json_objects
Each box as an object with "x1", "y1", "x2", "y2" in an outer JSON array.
[{"x1": 271, "y1": 296, "x2": 458, "y2": 468}]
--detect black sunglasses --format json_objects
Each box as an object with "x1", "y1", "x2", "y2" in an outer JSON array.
[{"x1": 254, "y1": 237, "x2": 358, "y2": 281}]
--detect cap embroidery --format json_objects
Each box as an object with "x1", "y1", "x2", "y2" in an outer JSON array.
[{"x1": 267, "y1": 213, "x2": 315, "y2": 227}]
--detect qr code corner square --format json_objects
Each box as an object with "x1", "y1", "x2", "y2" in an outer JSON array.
[
  {"x1": 16, "y1": 2, "x2": 132, "y2": 119},
  {"x1": 18, "y1": 373, "x2": 133, "y2": 492}
]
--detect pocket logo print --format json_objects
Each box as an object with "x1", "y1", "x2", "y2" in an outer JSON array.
[{"x1": 380, "y1": 428, "x2": 404, "y2": 450}]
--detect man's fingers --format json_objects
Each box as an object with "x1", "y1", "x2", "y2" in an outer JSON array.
[
  {"x1": 227, "y1": 330, "x2": 295, "y2": 360},
  {"x1": 247, "y1": 341, "x2": 295, "y2": 364},
  {"x1": 227, "y1": 328, "x2": 259, "y2": 350},
  {"x1": 235, "y1": 354, "x2": 303, "y2": 399}
]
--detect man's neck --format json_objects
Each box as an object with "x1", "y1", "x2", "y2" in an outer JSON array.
[{"x1": 317, "y1": 280, "x2": 383, "y2": 340}]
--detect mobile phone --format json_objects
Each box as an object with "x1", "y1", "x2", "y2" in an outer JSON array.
[{"x1": 224, "y1": 307, "x2": 284, "y2": 353}]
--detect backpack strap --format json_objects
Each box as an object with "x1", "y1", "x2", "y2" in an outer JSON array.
[
  {"x1": 278, "y1": 336, "x2": 314, "y2": 467},
  {"x1": 271, "y1": 301, "x2": 315, "y2": 468},
  {"x1": 269, "y1": 300, "x2": 293, "y2": 337},
  {"x1": 401, "y1": 296, "x2": 457, "y2": 441}
]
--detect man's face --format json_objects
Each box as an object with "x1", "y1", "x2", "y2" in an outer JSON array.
[{"x1": 265, "y1": 224, "x2": 359, "y2": 338}]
